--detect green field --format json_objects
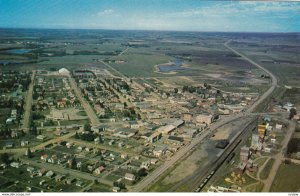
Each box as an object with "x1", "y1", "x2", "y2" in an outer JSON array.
[
  {"x1": 271, "y1": 163, "x2": 300, "y2": 192},
  {"x1": 259, "y1": 158, "x2": 275, "y2": 180}
]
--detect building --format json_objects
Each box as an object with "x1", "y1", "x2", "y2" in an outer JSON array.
[
  {"x1": 240, "y1": 146, "x2": 250, "y2": 163},
  {"x1": 195, "y1": 114, "x2": 213, "y2": 125},
  {"x1": 183, "y1": 113, "x2": 193, "y2": 122},
  {"x1": 158, "y1": 125, "x2": 176, "y2": 135},
  {"x1": 251, "y1": 134, "x2": 262, "y2": 151},
  {"x1": 258, "y1": 124, "x2": 267, "y2": 139},
  {"x1": 153, "y1": 145, "x2": 168, "y2": 157},
  {"x1": 148, "y1": 132, "x2": 162, "y2": 143},
  {"x1": 94, "y1": 166, "x2": 105, "y2": 175},
  {"x1": 167, "y1": 136, "x2": 184, "y2": 146},
  {"x1": 112, "y1": 186, "x2": 121, "y2": 192},
  {"x1": 124, "y1": 173, "x2": 136, "y2": 181}
]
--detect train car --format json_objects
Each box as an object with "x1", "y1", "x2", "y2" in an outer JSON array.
[{"x1": 226, "y1": 152, "x2": 236, "y2": 164}]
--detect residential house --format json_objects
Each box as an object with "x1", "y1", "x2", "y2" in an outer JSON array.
[
  {"x1": 45, "y1": 170, "x2": 55, "y2": 178},
  {"x1": 94, "y1": 166, "x2": 105, "y2": 175},
  {"x1": 195, "y1": 114, "x2": 213, "y2": 125},
  {"x1": 124, "y1": 173, "x2": 136, "y2": 181}
]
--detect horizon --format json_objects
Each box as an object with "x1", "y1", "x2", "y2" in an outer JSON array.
[
  {"x1": 1, "y1": 27, "x2": 300, "y2": 34},
  {"x1": 1, "y1": 0, "x2": 300, "y2": 32}
]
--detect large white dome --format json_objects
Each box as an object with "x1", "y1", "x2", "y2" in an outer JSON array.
[{"x1": 58, "y1": 68, "x2": 70, "y2": 75}]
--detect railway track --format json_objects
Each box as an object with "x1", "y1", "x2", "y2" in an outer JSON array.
[{"x1": 192, "y1": 118, "x2": 258, "y2": 192}]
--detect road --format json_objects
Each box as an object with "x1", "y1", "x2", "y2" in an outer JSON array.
[
  {"x1": 20, "y1": 158, "x2": 113, "y2": 186},
  {"x1": 224, "y1": 40, "x2": 278, "y2": 113},
  {"x1": 22, "y1": 70, "x2": 36, "y2": 132},
  {"x1": 131, "y1": 114, "x2": 247, "y2": 191},
  {"x1": 131, "y1": 40, "x2": 279, "y2": 192},
  {"x1": 262, "y1": 120, "x2": 296, "y2": 192},
  {"x1": 0, "y1": 132, "x2": 76, "y2": 154},
  {"x1": 67, "y1": 74, "x2": 100, "y2": 126},
  {"x1": 118, "y1": 47, "x2": 129, "y2": 56}
]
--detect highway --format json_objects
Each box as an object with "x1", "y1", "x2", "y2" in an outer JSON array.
[
  {"x1": 224, "y1": 40, "x2": 278, "y2": 113},
  {"x1": 131, "y1": 40, "x2": 279, "y2": 192}
]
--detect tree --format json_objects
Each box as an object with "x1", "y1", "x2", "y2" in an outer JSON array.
[
  {"x1": 289, "y1": 108, "x2": 297, "y2": 120},
  {"x1": 174, "y1": 88, "x2": 178, "y2": 93},
  {"x1": 26, "y1": 147, "x2": 33, "y2": 158},
  {"x1": 71, "y1": 157, "x2": 77, "y2": 169},
  {"x1": 75, "y1": 132, "x2": 80, "y2": 139},
  {"x1": 84, "y1": 123, "x2": 91, "y2": 132},
  {"x1": 1, "y1": 153, "x2": 10, "y2": 164},
  {"x1": 137, "y1": 168, "x2": 147, "y2": 177}
]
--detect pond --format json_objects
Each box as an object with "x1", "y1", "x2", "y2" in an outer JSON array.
[
  {"x1": 158, "y1": 59, "x2": 187, "y2": 72},
  {"x1": 6, "y1": 49, "x2": 33, "y2": 54}
]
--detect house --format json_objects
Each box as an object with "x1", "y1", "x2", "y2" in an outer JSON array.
[
  {"x1": 167, "y1": 136, "x2": 184, "y2": 146},
  {"x1": 150, "y1": 159, "x2": 158, "y2": 165},
  {"x1": 40, "y1": 154, "x2": 49, "y2": 162},
  {"x1": 21, "y1": 140, "x2": 29, "y2": 146},
  {"x1": 36, "y1": 135, "x2": 46, "y2": 140},
  {"x1": 45, "y1": 170, "x2": 55, "y2": 178},
  {"x1": 39, "y1": 180, "x2": 46, "y2": 186},
  {"x1": 182, "y1": 128, "x2": 198, "y2": 139},
  {"x1": 55, "y1": 175, "x2": 65, "y2": 182},
  {"x1": 94, "y1": 166, "x2": 105, "y2": 175},
  {"x1": 275, "y1": 124, "x2": 283, "y2": 130},
  {"x1": 66, "y1": 142, "x2": 73, "y2": 148},
  {"x1": 153, "y1": 145, "x2": 168, "y2": 157},
  {"x1": 10, "y1": 162, "x2": 21, "y2": 168},
  {"x1": 124, "y1": 173, "x2": 136, "y2": 181},
  {"x1": 183, "y1": 113, "x2": 193, "y2": 122},
  {"x1": 66, "y1": 178, "x2": 76, "y2": 185},
  {"x1": 27, "y1": 167, "x2": 36, "y2": 173},
  {"x1": 148, "y1": 132, "x2": 162, "y2": 143},
  {"x1": 140, "y1": 161, "x2": 150, "y2": 169},
  {"x1": 5, "y1": 141, "x2": 14, "y2": 148},
  {"x1": 108, "y1": 140, "x2": 115, "y2": 146},
  {"x1": 121, "y1": 154, "x2": 128, "y2": 159},
  {"x1": 118, "y1": 142, "x2": 124, "y2": 148},
  {"x1": 38, "y1": 168, "x2": 47, "y2": 176},
  {"x1": 195, "y1": 114, "x2": 213, "y2": 125},
  {"x1": 76, "y1": 181, "x2": 84, "y2": 187},
  {"x1": 263, "y1": 115, "x2": 272, "y2": 122},
  {"x1": 112, "y1": 186, "x2": 121, "y2": 192}
]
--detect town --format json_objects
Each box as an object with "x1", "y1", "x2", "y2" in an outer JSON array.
[{"x1": 0, "y1": 26, "x2": 300, "y2": 193}]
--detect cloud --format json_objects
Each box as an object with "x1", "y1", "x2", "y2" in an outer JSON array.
[{"x1": 97, "y1": 9, "x2": 115, "y2": 16}]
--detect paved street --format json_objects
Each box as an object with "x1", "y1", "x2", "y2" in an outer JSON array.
[
  {"x1": 22, "y1": 70, "x2": 36, "y2": 132},
  {"x1": 68, "y1": 74, "x2": 100, "y2": 126}
]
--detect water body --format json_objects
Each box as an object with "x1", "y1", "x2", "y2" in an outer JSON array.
[
  {"x1": 0, "y1": 60, "x2": 22, "y2": 65},
  {"x1": 6, "y1": 49, "x2": 32, "y2": 54},
  {"x1": 158, "y1": 59, "x2": 187, "y2": 72}
]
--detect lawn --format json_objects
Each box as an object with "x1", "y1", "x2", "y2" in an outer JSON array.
[
  {"x1": 259, "y1": 158, "x2": 275, "y2": 180},
  {"x1": 270, "y1": 163, "x2": 300, "y2": 192}
]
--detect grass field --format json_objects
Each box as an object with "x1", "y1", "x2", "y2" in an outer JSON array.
[
  {"x1": 259, "y1": 158, "x2": 275, "y2": 180},
  {"x1": 270, "y1": 163, "x2": 300, "y2": 192}
]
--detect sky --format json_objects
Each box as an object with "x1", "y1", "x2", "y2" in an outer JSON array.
[{"x1": 0, "y1": 0, "x2": 300, "y2": 32}]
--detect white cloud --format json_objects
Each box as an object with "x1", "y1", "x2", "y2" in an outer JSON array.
[{"x1": 97, "y1": 9, "x2": 115, "y2": 16}]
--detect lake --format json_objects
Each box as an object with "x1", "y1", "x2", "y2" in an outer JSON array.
[
  {"x1": 6, "y1": 49, "x2": 32, "y2": 54},
  {"x1": 158, "y1": 59, "x2": 187, "y2": 72}
]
